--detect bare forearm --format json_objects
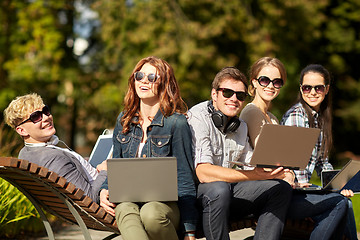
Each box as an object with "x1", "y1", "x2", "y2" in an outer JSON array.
[
  {"x1": 196, "y1": 164, "x2": 258, "y2": 183},
  {"x1": 196, "y1": 163, "x2": 287, "y2": 183}
]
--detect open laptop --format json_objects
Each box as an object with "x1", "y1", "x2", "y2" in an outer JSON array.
[
  {"x1": 321, "y1": 170, "x2": 340, "y2": 187},
  {"x1": 88, "y1": 133, "x2": 113, "y2": 168},
  {"x1": 232, "y1": 124, "x2": 320, "y2": 170},
  {"x1": 297, "y1": 159, "x2": 360, "y2": 193},
  {"x1": 107, "y1": 157, "x2": 178, "y2": 203}
]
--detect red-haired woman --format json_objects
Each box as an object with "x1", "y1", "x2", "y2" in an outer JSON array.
[{"x1": 99, "y1": 56, "x2": 197, "y2": 240}]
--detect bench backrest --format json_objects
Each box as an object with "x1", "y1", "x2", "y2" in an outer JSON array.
[{"x1": 0, "y1": 157, "x2": 119, "y2": 234}]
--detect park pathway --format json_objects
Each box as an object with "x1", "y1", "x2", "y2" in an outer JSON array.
[{"x1": 35, "y1": 225, "x2": 255, "y2": 240}]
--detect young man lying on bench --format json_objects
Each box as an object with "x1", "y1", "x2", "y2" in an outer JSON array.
[{"x1": 3, "y1": 93, "x2": 107, "y2": 203}]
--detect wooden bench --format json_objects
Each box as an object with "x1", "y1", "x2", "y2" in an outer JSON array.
[
  {"x1": 0, "y1": 157, "x2": 313, "y2": 239},
  {"x1": 0, "y1": 157, "x2": 119, "y2": 240}
]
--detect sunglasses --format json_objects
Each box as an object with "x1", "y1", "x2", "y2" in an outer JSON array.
[
  {"x1": 17, "y1": 105, "x2": 51, "y2": 126},
  {"x1": 134, "y1": 71, "x2": 160, "y2": 83},
  {"x1": 256, "y1": 76, "x2": 284, "y2": 89},
  {"x1": 301, "y1": 84, "x2": 326, "y2": 94},
  {"x1": 217, "y1": 88, "x2": 247, "y2": 101}
]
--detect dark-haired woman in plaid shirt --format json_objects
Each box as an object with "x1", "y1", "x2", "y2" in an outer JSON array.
[{"x1": 282, "y1": 64, "x2": 357, "y2": 240}]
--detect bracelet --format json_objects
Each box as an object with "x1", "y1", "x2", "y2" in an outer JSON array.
[{"x1": 185, "y1": 232, "x2": 195, "y2": 237}]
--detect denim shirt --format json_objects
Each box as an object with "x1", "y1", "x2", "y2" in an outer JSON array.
[{"x1": 102, "y1": 110, "x2": 198, "y2": 232}]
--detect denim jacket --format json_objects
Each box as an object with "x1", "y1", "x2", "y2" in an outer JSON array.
[{"x1": 102, "y1": 110, "x2": 198, "y2": 232}]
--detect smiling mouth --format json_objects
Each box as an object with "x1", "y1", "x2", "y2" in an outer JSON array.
[
  {"x1": 264, "y1": 89, "x2": 275, "y2": 94},
  {"x1": 226, "y1": 103, "x2": 239, "y2": 109},
  {"x1": 43, "y1": 123, "x2": 53, "y2": 129},
  {"x1": 307, "y1": 97, "x2": 319, "y2": 101}
]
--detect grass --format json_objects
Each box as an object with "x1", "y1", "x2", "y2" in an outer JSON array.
[
  {"x1": 0, "y1": 178, "x2": 45, "y2": 238},
  {"x1": 352, "y1": 196, "x2": 360, "y2": 232}
]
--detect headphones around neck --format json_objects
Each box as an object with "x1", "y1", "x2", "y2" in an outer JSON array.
[{"x1": 207, "y1": 100, "x2": 240, "y2": 134}]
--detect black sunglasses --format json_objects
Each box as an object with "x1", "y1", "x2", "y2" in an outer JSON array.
[
  {"x1": 17, "y1": 105, "x2": 51, "y2": 126},
  {"x1": 256, "y1": 76, "x2": 284, "y2": 89},
  {"x1": 217, "y1": 88, "x2": 247, "y2": 101},
  {"x1": 134, "y1": 71, "x2": 160, "y2": 83},
  {"x1": 301, "y1": 84, "x2": 326, "y2": 94}
]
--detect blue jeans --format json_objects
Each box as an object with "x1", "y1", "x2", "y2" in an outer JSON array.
[
  {"x1": 197, "y1": 180, "x2": 293, "y2": 240},
  {"x1": 288, "y1": 191, "x2": 348, "y2": 240}
]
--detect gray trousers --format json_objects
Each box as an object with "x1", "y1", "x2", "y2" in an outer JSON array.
[{"x1": 197, "y1": 180, "x2": 293, "y2": 240}]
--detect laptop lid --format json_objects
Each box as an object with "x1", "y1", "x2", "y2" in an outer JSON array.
[
  {"x1": 325, "y1": 159, "x2": 360, "y2": 193},
  {"x1": 298, "y1": 160, "x2": 360, "y2": 193},
  {"x1": 107, "y1": 157, "x2": 178, "y2": 203},
  {"x1": 250, "y1": 124, "x2": 320, "y2": 170},
  {"x1": 89, "y1": 134, "x2": 113, "y2": 168}
]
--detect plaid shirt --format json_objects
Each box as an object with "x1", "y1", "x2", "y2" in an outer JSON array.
[{"x1": 281, "y1": 102, "x2": 333, "y2": 183}]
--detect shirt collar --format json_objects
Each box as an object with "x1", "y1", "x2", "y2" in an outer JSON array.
[
  {"x1": 133, "y1": 109, "x2": 165, "y2": 127},
  {"x1": 24, "y1": 135, "x2": 59, "y2": 147},
  {"x1": 299, "y1": 102, "x2": 319, "y2": 118},
  {"x1": 150, "y1": 109, "x2": 165, "y2": 126}
]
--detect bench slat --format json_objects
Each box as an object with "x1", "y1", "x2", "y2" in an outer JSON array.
[{"x1": 0, "y1": 157, "x2": 120, "y2": 236}]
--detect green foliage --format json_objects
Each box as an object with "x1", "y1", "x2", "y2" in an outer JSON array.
[
  {"x1": 1, "y1": 0, "x2": 359, "y2": 156},
  {"x1": 0, "y1": 122, "x2": 23, "y2": 157},
  {"x1": 352, "y1": 195, "x2": 360, "y2": 233},
  {"x1": 0, "y1": 178, "x2": 43, "y2": 238},
  {"x1": 3, "y1": 0, "x2": 65, "y2": 89}
]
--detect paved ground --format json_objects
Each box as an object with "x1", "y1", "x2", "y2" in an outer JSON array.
[
  {"x1": 36, "y1": 225, "x2": 255, "y2": 240},
  {"x1": 35, "y1": 224, "x2": 360, "y2": 239}
]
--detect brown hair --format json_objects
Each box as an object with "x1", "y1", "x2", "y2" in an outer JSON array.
[
  {"x1": 121, "y1": 56, "x2": 187, "y2": 133},
  {"x1": 248, "y1": 57, "x2": 287, "y2": 96},
  {"x1": 212, "y1": 67, "x2": 248, "y2": 91}
]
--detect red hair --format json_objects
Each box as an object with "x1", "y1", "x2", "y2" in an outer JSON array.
[{"x1": 121, "y1": 56, "x2": 187, "y2": 133}]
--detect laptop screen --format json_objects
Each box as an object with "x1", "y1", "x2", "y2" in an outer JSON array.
[
  {"x1": 321, "y1": 170, "x2": 340, "y2": 187},
  {"x1": 89, "y1": 134, "x2": 113, "y2": 167}
]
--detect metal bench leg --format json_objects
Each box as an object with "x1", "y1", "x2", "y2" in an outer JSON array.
[
  {"x1": 9, "y1": 182, "x2": 55, "y2": 240},
  {"x1": 20, "y1": 180, "x2": 93, "y2": 240},
  {"x1": 64, "y1": 199, "x2": 93, "y2": 240}
]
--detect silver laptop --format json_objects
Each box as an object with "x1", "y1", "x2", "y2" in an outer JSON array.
[
  {"x1": 107, "y1": 157, "x2": 178, "y2": 203},
  {"x1": 89, "y1": 133, "x2": 113, "y2": 168},
  {"x1": 297, "y1": 159, "x2": 360, "y2": 193},
  {"x1": 232, "y1": 124, "x2": 320, "y2": 170}
]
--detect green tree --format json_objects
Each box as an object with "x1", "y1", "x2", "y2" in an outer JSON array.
[
  {"x1": 322, "y1": 0, "x2": 360, "y2": 153},
  {"x1": 1, "y1": 0, "x2": 360, "y2": 157},
  {"x1": 0, "y1": 0, "x2": 94, "y2": 150}
]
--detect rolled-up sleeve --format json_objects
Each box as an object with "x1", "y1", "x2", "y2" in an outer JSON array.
[{"x1": 187, "y1": 110, "x2": 214, "y2": 168}]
